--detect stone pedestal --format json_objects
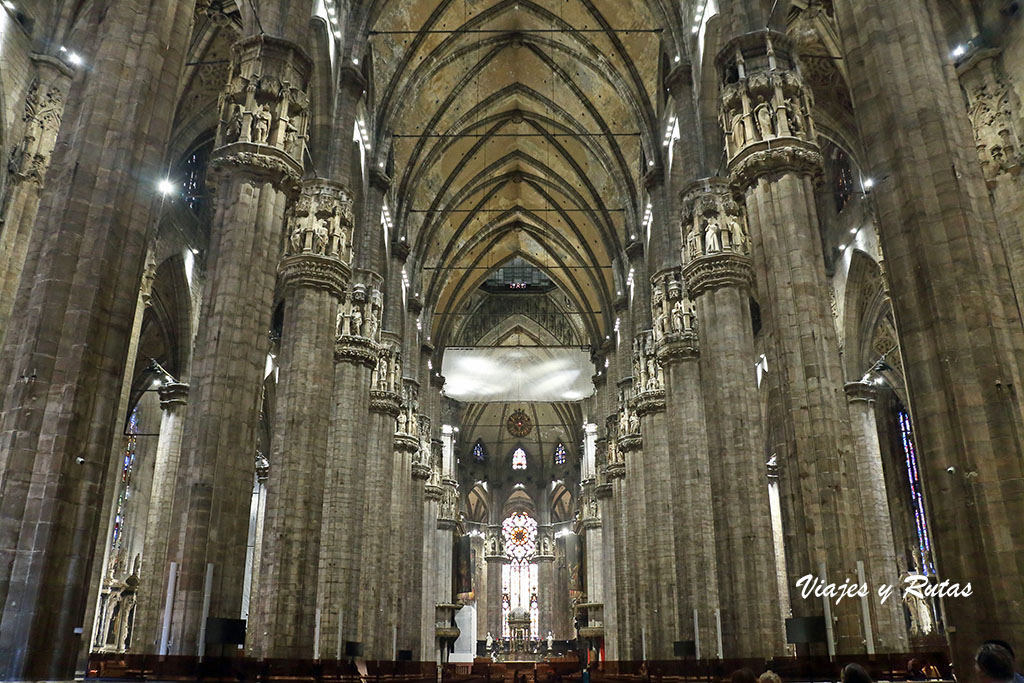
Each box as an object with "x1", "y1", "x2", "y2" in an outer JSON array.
[{"x1": 681, "y1": 179, "x2": 783, "y2": 657}]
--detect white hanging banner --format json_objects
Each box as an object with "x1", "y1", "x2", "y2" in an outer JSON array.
[{"x1": 441, "y1": 346, "x2": 594, "y2": 402}]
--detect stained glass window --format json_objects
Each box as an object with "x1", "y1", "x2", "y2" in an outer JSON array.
[
  {"x1": 500, "y1": 513, "x2": 539, "y2": 637},
  {"x1": 111, "y1": 407, "x2": 139, "y2": 556},
  {"x1": 554, "y1": 443, "x2": 566, "y2": 466},
  {"x1": 180, "y1": 143, "x2": 212, "y2": 214},
  {"x1": 473, "y1": 441, "x2": 486, "y2": 462},
  {"x1": 512, "y1": 447, "x2": 527, "y2": 470},
  {"x1": 833, "y1": 148, "x2": 854, "y2": 213},
  {"x1": 898, "y1": 407, "x2": 934, "y2": 574}
]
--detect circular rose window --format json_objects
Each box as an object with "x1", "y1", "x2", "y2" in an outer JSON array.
[{"x1": 507, "y1": 409, "x2": 532, "y2": 438}]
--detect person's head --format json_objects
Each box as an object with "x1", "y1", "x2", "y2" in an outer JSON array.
[
  {"x1": 985, "y1": 640, "x2": 1017, "y2": 662},
  {"x1": 841, "y1": 663, "x2": 873, "y2": 683},
  {"x1": 758, "y1": 670, "x2": 782, "y2": 683},
  {"x1": 976, "y1": 643, "x2": 1017, "y2": 682},
  {"x1": 730, "y1": 668, "x2": 758, "y2": 683}
]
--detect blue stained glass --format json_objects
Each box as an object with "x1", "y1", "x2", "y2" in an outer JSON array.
[
  {"x1": 473, "y1": 441, "x2": 485, "y2": 462},
  {"x1": 554, "y1": 443, "x2": 566, "y2": 466},
  {"x1": 899, "y1": 408, "x2": 933, "y2": 574}
]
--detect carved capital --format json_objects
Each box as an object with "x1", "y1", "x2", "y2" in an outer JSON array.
[
  {"x1": 617, "y1": 433, "x2": 642, "y2": 453},
  {"x1": 370, "y1": 390, "x2": 401, "y2": 416},
  {"x1": 683, "y1": 252, "x2": 754, "y2": 297},
  {"x1": 604, "y1": 461, "x2": 627, "y2": 479},
  {"x1": 728, "y1": 139, "x2": 823, "y2": 191},
  {"x1": 394, "y1": 432, "x2": 421, "y2": 453},
  {"x1": 158, "y1": 382, "x2": 190, "y2": 407},
  {"x1": 595, "y1": 482, "x2": 614, "y2": 499},
  {"x1": 209, "y1": 143, "x2": 303, "y2": 193},
  {"x1": 657, "y1": 332, "x2": 700, "y2": 364},
  {"x1": 334, "y1": 335, "x2": 378, "y2": 367},
  {"x1": 424, "y1": 483, "x2": 444, "y2": 500},
  {"x1": 412, "y1": 462, "x2": 432, "y2": 480},
  {"x1": 632, "y1": 389, "x2": 666, "y2": 417},
  {"x1": 844, "y1": 380, "x2": 877, "y2": 405},
  {"x1": 278, "y1": 253, "x2": 349, "y2": 297},
  {"x1": 716, "y1": 32, "x2": 820, "y2": 172}
]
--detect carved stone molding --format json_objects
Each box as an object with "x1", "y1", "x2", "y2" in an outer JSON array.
[
  {"x1": 603, "y1": 461, "x2": 627, "y2": 479},
  {"x1": 369, "y1": 390, "x2": 401, "y2": 416},
  {"x1": 680, "y1": 176, "x2": 750, "y2": 262},
  {"x1": 683, "y1": 252, "x2": 755, "y2": 297},
  {"x1": 157, "y1": 382, "x2": 190, "y2": 407},
  {"x1": 394, "y1": 432, "x2": 420, "y2": 453},
  {"x1": 657, "y1": 331, "x2": 700, "y2": 364},
  {"x1": 412, "y1": 462, "x2": 432, "y2": 480},
  {"x1": 617, "y1": 433, "x2": 642, "y2": 453},
  {"x1": 10, "y1": 59, "x2": 70, "y2": 185},
  {"x1": 651, "y1": 268, "x2": 697, "y2": 350},
  {"x1": 632, "y1": 389, "x2": 666, "y2": 417},
  {"x1": 594, "y1": 482, "x2": 614, "y2": 499},
  {"x1": 278, "y1": 253, "x2": 350, "y2": 297},
  {"x1": 424, "y1": 483, "x2": 444, "y2": 500},
  {"x1": 728, "y1": 139, "x2": 824, "y2": 191},
  {"x1": 209, "y1": 143, "x2": 303, "y2": 193},
  {"x1": 334, "y1": 335, "x2": 378, "y2": 367},
  {"x1": 843, "y1": 380, "x2": 877, "y2": 404},
  {"x1": 957, "y1": 48, "x2": 1023, "y2": 181},
  {"x1": 285, "y1": 179, "x2": 354, "y2": 262}
]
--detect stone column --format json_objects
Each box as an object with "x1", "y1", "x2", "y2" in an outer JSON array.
[
  {"x1": 680, "y1": 178, "x2": 783, "y2": 657},
  {"x1": 535, "y1": 527, "x2": 556, "y2": 639},
  {"x1": 133, "y1": 382, "x2": 190, "y2": 653},
  {"x1": 393, "y1": 383, "x2": 425, "y2": 657},
  {"x1": 595, "y1": 477, "x2": 618, "y2": 660},
  {"x1": 360, "y1": 341, "x2": 402, "y2": 659},
  {"x1": 631, "y1": 331, "x2": 678, "y2": 659},
  {"x1": 652, "y1": 268, "x2": 721, "y2": 659},
  {"x1": 484, "y1": 529, "x2": 506, "y2": 639},
  {"x1": 0, "y1": 2, "x2": 196, "y2": 677},
  {"x1": 163, "y1": 34, "x2": 312, "y2": 655},
  {"x1": 835, "y1": 0, "x2": 1024, "y2": 670},
  {"x1": 0, "y1": 56, "x2": 72, "y2": 338},
  {"x1": 717, "y1": 32, "x2": 865, "y2": 653},
  {"x1": 844, "y1": 382, "x2": 908, "y2": 652},
  {"x1": 611, "y1": 387, "x2": 642, "y2": 658},
  {"x1": 248, "y1": 180, "x2": 353, "y2": 658},
  {"x1": 958, "y1": 49, "x2": 1024, "y2": 315},
  {"x1": 318, "y1": 300, "x2": 377, "y2": 659}
]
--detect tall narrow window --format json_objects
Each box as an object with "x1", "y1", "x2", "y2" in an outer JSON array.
[
  {"x1": 512, "y1": 447, "x2": 527, "y2": 470},
  {"x1": 111, "y1": 407, "x2": 139, "y2": 561},
  {"x1": 898, "y1": 406, "x2": 934, "y2": 574},
  {"x1": 500, "y1": 512, "x2": 539, "y2": 637},
  {"x1": 553, "y1": 443, "x2": 566, "y2": 466},
  {"x1": 473, "y1": 441, "x2": 486, "y2": 462}
]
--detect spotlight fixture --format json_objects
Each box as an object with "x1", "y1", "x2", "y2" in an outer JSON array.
[{"x1": 158, "y1": 179, "x2": 176, "y2": 196}]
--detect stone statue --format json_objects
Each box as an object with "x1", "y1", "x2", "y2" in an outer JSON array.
[
  {"x1": 683, "y1": 301, "x2": 696, "y2": 330},
  {"x1": 486, "y1": 632, "x2": 494, "y2": 651},
  {"x1": 727, "y1": 215, "x2": 746, "y2": 252},
  {"x1": 226, "y1": 102, "x2": 244, "y2": 142},
  {"x1": 705, "y1": 218, "x2": 721, "y2": 253},
  {"x1": 313, "y1": 219, "x2": 329, "y2": 255},
  {"x1": 671, "y1": 299, "x2": 684, "y2": 332},
  {"x1": 731, "y1": 112, "x2": 746, "y2": 148},
  {"x1": 686, "y1": 229, "x2": 699, "y2": 261},
  {"x1": 618, "y1": 410, "x2": 628, "y2": 435},
  {"x1": 336, "y1": 308, "x2": 346, "y2": 336},
  {"x1": 755, "y1": 101, "x2": 774, "y2": 140},
  {"x1": 547, "y1": 631, "x2": 554, "y2": 652},
  {"x1": 351, "y1": 307, "x2": 363, "y2": 336},
  {"x1": 784, "y1": 98, "x2": 803, "y2": 135},
  {"x1": 252, "y1": 104, "x2": 272, "y2": 144},
  {"x1": 365, "y1": 310, "x2": 378, "y2": 340},
  {"x1": 629, "y1": 412, "x2": 639, "y2": 434}
]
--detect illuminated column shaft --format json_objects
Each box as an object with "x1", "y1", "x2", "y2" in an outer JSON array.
[
  {"x1": 133, "y1": 382, "x2": 190, "y2": 653},
  {"x1": 681, "y1": 178, "x2": 783, "y2": 657},
  {"x1": 652, "y1": 266, "x2": 721, "y2": 658},
  {"x1": 844, "y1": 382, "x2": 907, "y2": 651},
  {"x1": 248, "y1": 180, "x2": 352, "y2": 659},
  {"x1": 718, "y1": 32, "x2": 865, "y2": 653}
]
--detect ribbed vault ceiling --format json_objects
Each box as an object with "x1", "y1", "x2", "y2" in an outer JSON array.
[{"x1": 368, "y1": 0, "x2": 673, "y2": 348}]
